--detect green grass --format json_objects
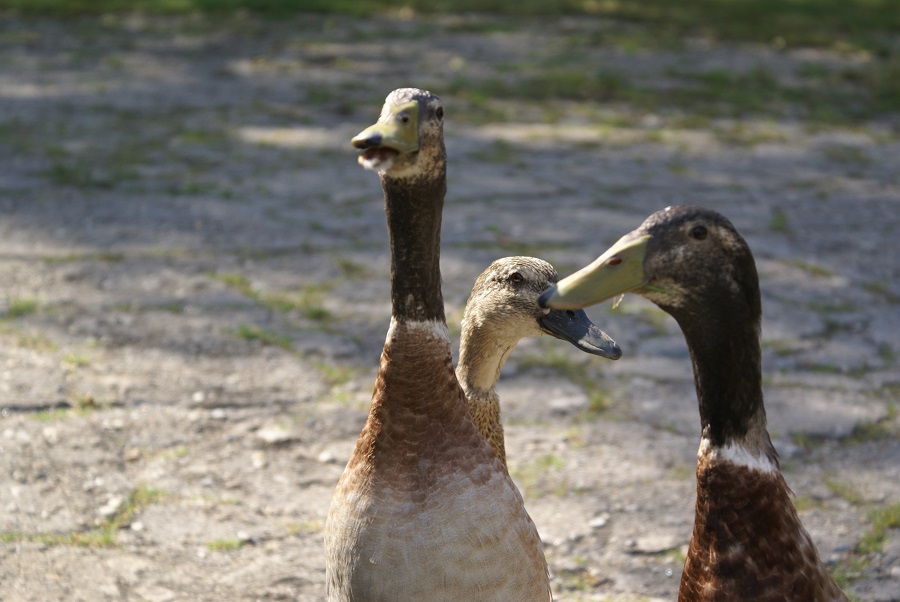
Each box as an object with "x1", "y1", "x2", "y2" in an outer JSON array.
[
  {"x1": 6, "y1": 1, "x2": 899, "y2": 59},
  {"x1": 834, "y1": 503, "x2": 900, "y2": 588},
  {"x1": 3, "y1": 298, "x2": 40, "y2": 319},
  {"x1": 312, "y1": 359, "x2": 356, "y2": 387},
  {"x1": 7, "y1": 0, "x2": 900, "y2": 49},
  {"x1": 788, "y1": 259, "x2": 834, "y2": 279},
  {"x1": 212, "y1": 272, "x2": 335, "y2": 325},
  {"x1": 63, "y1": 353, "x2": 91, "y2": 369},
  {"x1": 862, "y1": 279, "x2": 900, "y2": 303},
  {"x1": 0, "y1": 485, "x2": 166, "y2": 548},
  {"x1": 511, "y1": 453, "x2": 569, "y2": 498},
  {"x1": 4, "y1": 2, "x2": 899, "y2": 126},
  {"x1": 858, "y1": 503, "x2": 900, "y2": 555},
  {"x1": 232, "y1": 324, "x2": 293, "y2": 350},
  {"x1": 844, "y1": 403, "x2": 898, "y2": 443},
  {"x1": 205, "y1": 538, "x2": 247, "y2": 551},
  {"x1": 823, "y1": 477, "x2": 866, "y2": 506},
  {"x1": 769, "y1": 208, "x2": 790, "y2": 233}
]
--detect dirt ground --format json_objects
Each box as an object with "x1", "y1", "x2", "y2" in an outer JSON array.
[{"x1": 0, "y1": 12, "x2": 898, "y2": 602}]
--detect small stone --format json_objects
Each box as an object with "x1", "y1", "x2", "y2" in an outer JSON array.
[
  {"x1": 131, "y1": 521, "x2": 144, "y2": 532},
  {"x1": 124, "y1": 448, "x2": 142, "y2": 462},
  {"x1": 191, "y1": 391, "x2": 205, "y2": 403},
  {"x1": 104, "y1": 418, "x2": 125, "y2": 430},
  {"x1": 256, "y1": 424, "x2": 293, "y2": 446},
  {"x1": 317, "y1": 450, "x2": 337, "y2": 464},
  {"x1": 628, "y1": 533, "x2": 681, "y2": 555},
  {"x1": 210, "y1": 409, "x2": 227, "y2": 420},
  {"x1": 588, "y1": 513, "x2": 609, "y2": 529},
  {"x1": 42, "y1": 427, "x2": 59, "y2": 445},
  {"x1": 237, "y1": 531, "x2": 252, "y2": 544},
  {"x1": 250, "y1": 451, "x2": 267, "y2": 469},
  {"x1": 98, "y1": 495, "x2": 124, "y2": 518}
]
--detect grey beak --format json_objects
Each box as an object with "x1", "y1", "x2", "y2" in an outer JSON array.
[{"x1": 538, "y1": 308, "x2": 622, "y2": 360}]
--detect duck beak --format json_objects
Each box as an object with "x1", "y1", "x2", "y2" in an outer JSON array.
[
  {"x1": 351, "y1": 100, "x2": 420, "y2": 155},
  {"x1": 539, "y1": 234, "x2": 651, "y2": 310},
  {"x1": 538, "y1": 308, "x2": 622, "y2": 360}
]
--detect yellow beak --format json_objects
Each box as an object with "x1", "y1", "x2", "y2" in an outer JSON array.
[{"x1": 539, "y1": 234, "x2": 651, "y2": 310}]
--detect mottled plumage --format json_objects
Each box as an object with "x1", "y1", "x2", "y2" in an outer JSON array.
[
  {"x1": 324, "y1": 89, "x2": 551, "y2": 601},
  {"x1": 541, "y1": 205, "x2": 848, "y2": 602},
  {"x1": 457, "y1": 256, "x2": 620, "y2": 465},
  {"x1": 682, "y1": 452, "x2": 845, "y2": 601}
]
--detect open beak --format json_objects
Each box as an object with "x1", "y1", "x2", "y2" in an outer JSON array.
[
  {"x1": 351, "y1": 100, "x2": 420, "y2": 160},
  {"x1": 538, "y1": 308, "x2": 622, "y2": 360},
  {"x1": 539, "y1": 233, "x2": 651, "y2": 310}
]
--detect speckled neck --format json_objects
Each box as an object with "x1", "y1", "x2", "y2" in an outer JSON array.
[{"x1": 456, "y1": 322, "x2": 516, "y2": 396}]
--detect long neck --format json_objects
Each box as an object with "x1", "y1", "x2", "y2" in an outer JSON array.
[
  {"x1": 456, "y1": 321, "x2": 516, "y2": 465},
  {"x1": 381, "y1": 169, "x2": 447, "y2": 323},
  {"x1": 676, "y1": 304, "x2": 770, "y2": 454},
  {"x1": 456, "y1": 320, "x2": 517, "y2": 396},
  {"x1": 355, "y1": 153, "x2": 483, "y2": 465}
]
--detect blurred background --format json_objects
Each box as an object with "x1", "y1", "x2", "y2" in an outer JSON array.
[{"x1": 1, "y1": 1, "x2": 898, "y2": 600}]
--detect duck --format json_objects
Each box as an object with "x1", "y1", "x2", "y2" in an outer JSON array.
[
  {"x1": 457, "y1": 255, "x2": 621, "y2": 466},
  {"x1": 539, "y1": 205, "x2": 848, "y2": 601},
  {"x1": 324, "y1": 88, "x2": 552, "y2": 601}
]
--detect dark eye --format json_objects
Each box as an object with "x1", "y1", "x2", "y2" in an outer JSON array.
[
  {"x1": 690, "y1": 225, "x2": 708, "y2": 240},
  {"x1": 435, "y1": 106, "x2": 443, "y2": 120},
  {"x1": 399, "y1": 113, "x2": 410, "y2": 124},
  {"x1": 508, "y1": 272, "x2": 523, "y2": 284}
]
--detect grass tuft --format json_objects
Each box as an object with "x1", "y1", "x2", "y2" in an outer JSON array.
[
  {"x1": 0, "y1": 484, "x2": 166, "y2": 548},
  {"x1": 3, "y1": 298, "x2": 40, "y2": 319}
]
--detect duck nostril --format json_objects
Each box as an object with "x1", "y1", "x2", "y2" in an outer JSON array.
[{"x1": 352, "y1": 133, "x2": 383, "y2": 149}]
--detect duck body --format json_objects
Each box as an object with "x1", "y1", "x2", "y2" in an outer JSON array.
[
  {"x1": 327, "y1": 320, "x2": 548, "y2": 601},
  {"x1": 683, "y1": 445, "x2": 845, "y2": 601},
  {"x1": 324, "y1": 89, "x2": 550, "y2": 601},
  {"x1": 540, "y1": 205, "x2": 847, "y2": 601}
]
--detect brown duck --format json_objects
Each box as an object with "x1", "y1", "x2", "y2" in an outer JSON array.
[
  {"x1": 324, "y1": 89, "x2": 552, "y2": 601},
  {"x1": 540, "y1": 205, "x2": 848, "y2": 601}
]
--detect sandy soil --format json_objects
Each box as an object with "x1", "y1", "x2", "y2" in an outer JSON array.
[{"x1": 0, "y1": 13, "x2": 898, "y2": 602}]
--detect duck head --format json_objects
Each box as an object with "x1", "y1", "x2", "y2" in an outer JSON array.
[
  {"x1": 467, "y1": 256, "x2": 621, "y2": 359},
  {"x1": 539, "y1": 205, "x2": 760, "y2": 327},
  {"x1": 352, "y1": 88, "x2": 445, "y2": 177}
]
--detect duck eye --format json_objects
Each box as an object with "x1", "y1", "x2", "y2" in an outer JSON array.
[
  {"x1": 690, "y1": 225, "x2": 708, "y2": 240},
  {"x1": 508, "y1": 272, "x2": 523, "y2": 284},
  {"x1": 435, "y1": 106, "x2": 443, "y2": 120},
  {"x1": 399, "y1": 113, "x2": 410, "y2": 125}
]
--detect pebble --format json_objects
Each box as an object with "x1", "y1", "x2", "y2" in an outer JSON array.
[
  {"x1": 255, "y1": 424, "x2": 293, "y2": 446},
  {"x1": 250, "y1": 451, "x2": 267, "y2": 469},
  {"x1": 98, "y1": 495, "x2": 124, "y2": 518},
  {"x1": 589, "y1": 513, "x2": 610, "y2": 529},
  {"x1": 42, "y1": 427, "x2": 59, "y2": 445}
]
